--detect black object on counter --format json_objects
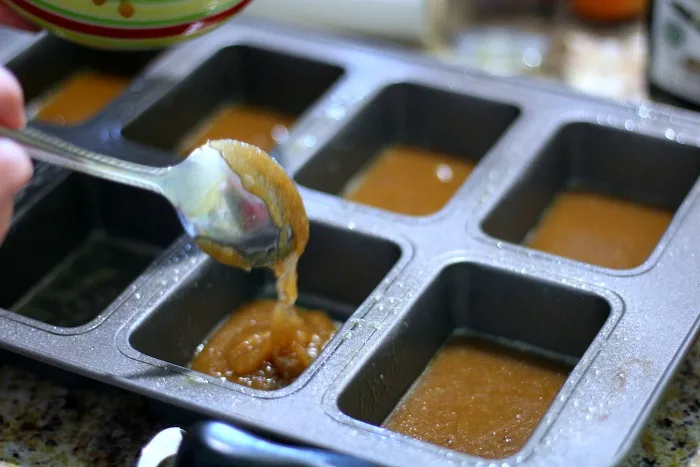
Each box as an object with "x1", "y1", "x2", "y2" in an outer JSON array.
[{"x1": 173, "y1": 421, "x2": 377, "y2": 467}]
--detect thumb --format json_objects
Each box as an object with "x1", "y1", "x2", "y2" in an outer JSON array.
[
  {"x1": 0, "y1": 139, "x2": 33, "y2": 197},
  {"x1": 0, "y1": 67, "x2": 26, "y2": 130}
]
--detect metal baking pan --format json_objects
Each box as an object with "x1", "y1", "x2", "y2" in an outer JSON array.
[{"x1": 1, "y1": 17, "x2": 700, "y2": 466}]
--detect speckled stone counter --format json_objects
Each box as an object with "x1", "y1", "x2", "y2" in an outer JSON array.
[
  {"x1": 1, "y1": 14, "x2": 699, "y2": 467},
  {"x1": 0, "y1": 363, "x2": 165, "y2": 466},
  {"x1": 624, "y1": 338, "x2": 700, "y2": 466}
]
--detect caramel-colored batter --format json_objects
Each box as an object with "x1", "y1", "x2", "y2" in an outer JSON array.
[
  {"x1": 383, "y1": 335, "x2": 570, "y2": 459},
  {"x1": 190, "y1": 299, "x2": 337, "y2": 390},
  {"x1": 34, "y1": 71, "x2": 130, "y2": 126},
  {"x1": 180, "y1": 105, "x2": 295, "y2": 156},
  {"x1": 526, "y1": 190, "x2": 673, "y2": 269},
  {"x1": 192, "y1": 140, "x2": 325, "y2": 389},
  {"x1": 344, "y1": 145, "x2": 475, "y2": 216}
]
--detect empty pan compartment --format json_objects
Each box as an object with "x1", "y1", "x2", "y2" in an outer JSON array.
[
  {"x1": 482, "y1": 122, "x2": 700, "y2": 269},
  {"x1": 0, "y1": 174, "x2": 183, "y2": 328},
  {"x1": 337, "y1": 262, "x2": 610, "y2": 460},
  {"x1": 128, "y1": 223, "x2": 400, "y2": 392},
  {"x1": 295, "y1": 83, "x2": 520, "y2": 216},
  {"x1": 122, "y1": 45, "x2": 344, "y2": 156},
  {"x1": 7, "y1": 36, "x2": 158, "y2": 126}
]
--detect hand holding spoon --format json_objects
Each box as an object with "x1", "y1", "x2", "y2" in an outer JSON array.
[{"x1": 0, "y1": 126, "x2": 308, "y2": 273}]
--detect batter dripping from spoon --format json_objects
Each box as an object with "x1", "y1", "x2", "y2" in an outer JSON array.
[{"x1": 190, "y1": 140, "x2": 336, "y2": 390}]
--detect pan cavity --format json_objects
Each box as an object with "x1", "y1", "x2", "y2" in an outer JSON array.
[
  {"x1": 129, "y1": 223, "x2": 400, "y2": 392},
  {"x1": 295, "y1": 83, "x2": 520, "y2": 216},
  {"x1": 122, "y1": 45, "x2": 344, "y2": 157},
  {"x1": 8, "y1": 36, "x2": 157, "y2": 127},
  {"x1": 482, "y1": 122, "x2": 700, "y2": 269},
  {"x1": 0, "y1": 174, "x2": 183, "y2": 328},
  {"x1": 337, "y1": 262, "x2": 610, "y2": 460}
]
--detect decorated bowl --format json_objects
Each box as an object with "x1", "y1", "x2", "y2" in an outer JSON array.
[{"x1": 2, "y1": 0, "x2": 254, "y2": 50}]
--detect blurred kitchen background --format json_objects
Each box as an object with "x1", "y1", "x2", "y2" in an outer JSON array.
[{"x1": 238, "y1": 0, "x2": 651, "y2": 104}]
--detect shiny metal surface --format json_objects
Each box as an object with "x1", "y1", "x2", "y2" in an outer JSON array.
[{"x1": 0, "y1": 18, "x2": 699, "y2": 467}]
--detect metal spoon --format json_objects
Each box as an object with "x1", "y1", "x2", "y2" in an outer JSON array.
[{"x1": 0, "y1": 126, "x2": 290, "y2": 269}]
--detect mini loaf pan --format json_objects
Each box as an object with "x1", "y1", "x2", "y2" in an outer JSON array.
[{"x1": 1, "y1": 19, "x2": 700, "y2": 467}]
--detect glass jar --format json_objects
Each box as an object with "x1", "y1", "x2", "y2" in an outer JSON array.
[
  {"x1": 240, "y1": 0, "x2": 564, "y2": 76},
  {"x1": 646, "y1": 0, "x2": 700, "y2": 110}
]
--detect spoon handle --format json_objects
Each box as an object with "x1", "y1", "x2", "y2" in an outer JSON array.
[{"x1": 0, "y1": 126, "x2": 169, "y2": 194}]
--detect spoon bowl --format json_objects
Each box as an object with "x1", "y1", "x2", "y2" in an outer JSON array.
[{"x1": 164, "y1": 141, "x2": 297, "y2": 269}]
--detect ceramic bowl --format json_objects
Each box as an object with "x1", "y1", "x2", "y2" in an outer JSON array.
[{"x1": 2, "y1": 0, "x2": 254, "y2": 50}]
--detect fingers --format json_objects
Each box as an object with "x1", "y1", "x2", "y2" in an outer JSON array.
[
  {"x1": 0, "y1": 3, "x2": 40, "y2": 31},
  {"x1": 0, "y1": 67, "x2": 25, "y2": 129},
  {"x1": 0, "y1": 197, "x2": 12, "y2": 245},
  {"x1": 0, "y1": 44, "x2": 31, "y2": 246},
  {"x1": 0, "y1": 139, "x2": 33, "y2": 197},
  {"x1": 0, "y1": 140, "x2": 29, "y2": 246}
]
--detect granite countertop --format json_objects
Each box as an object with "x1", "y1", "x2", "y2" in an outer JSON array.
[
  {"x1": 1, "y1": 14, "x2": 699, "y2": 467},
  {"x1": 0, "y1": 364, "x2": 166, "y2": 466}
]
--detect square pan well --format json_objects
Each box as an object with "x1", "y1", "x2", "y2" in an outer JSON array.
[
  {"x1": 481, "y1": 122, "x2": 700, "y2": 270},
  {"x1": 7, "y1": 36, "x2": 158, "y2": 127},
  {"x1": 0, "y1": 172, "x2": 183, "y2": 330},
  {"x1": 337, "y1": 262, "x2": 611, "y2": 460},
  {"x1": 122, "y1": 45, "x2": 344, "y2": 155},
  {"x1": 128, "y1": 222, "x2": 401, "y2": 394},
  {"x1": 294, "y1": 82, "x2": 520, "y2": 215}
]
